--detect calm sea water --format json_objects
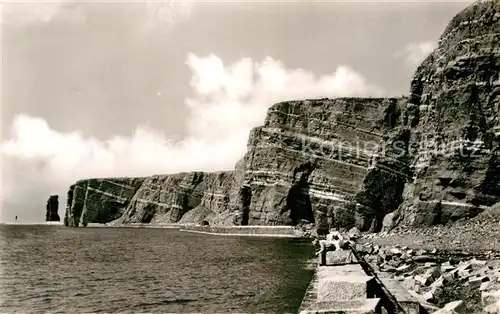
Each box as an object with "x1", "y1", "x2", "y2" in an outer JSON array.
[{"x1": 0, "y1": 225, "x2": 314, "y2": 313}]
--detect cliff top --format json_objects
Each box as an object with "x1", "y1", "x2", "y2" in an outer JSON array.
[{"x1": 441, "y1": 0, "x2": 498, "y2": 39}]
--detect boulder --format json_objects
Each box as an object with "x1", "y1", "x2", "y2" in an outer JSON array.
[
  {"x1": 432, "y1": 300, "x2": 466, "y2": 314},
  {"x1": 458, "y1": 269, "x2": 473, "y2": 279},
  {"x1": 482, "y1": 282, "x2": 493, "y2": 292},
  {"x1": 396, "y1": 264, "x2": 412, "y2": 274},
  {"x1": 484, "y1": 299, "x2": 500, "y2": 314},
  {"x1": 469, "y1": 276, "x2": 490, "y2": 289},
  {"x1": 416, "y1": 249, "x2": 428, "y2": 256},
  {"x1": 456, "y1": 262, "x2": 474, "y2": 278},
  {"x1": 482, "y1": 289, "x2": 500, "y2": 307},
  {"x1": 442, "y1": 269, "x2": 459, "y2": 282},
  {"x1": 348, "y1": 227, "x2": 361, "y2": 240},
  {"x1": 424, "y1": 267, "x2": 441, "y2": 281},
  {"x1": 414, "y1": 255, "x2": 438, "y2": 263},
  {"x1": 382, "y1": 211, "x2": 398, "y2": 231},
  {"x1": 471, "y1": 259, "x2": 488, "y2": 266},
  {"x1": 456, "y1": 262, "x2": 473, "y2": 272},
  {"x1": 430, "y1": 277, "x2": 447, "y2": 290},
  {"x1": 415, "y1": 275, "x2": 433, "y2": 286},
  {"x1": 429, "y1": 283, "x2": 444, "y2": 300},
  {"x1": 422, "y1": 291, "x2": 435, "y2": 303},
  {"x1": 441, "y1": 264, "x2": 456, "y2": 273},
  {"x1": 389, "y1": 247, "x2": 403, "y2": 256}
]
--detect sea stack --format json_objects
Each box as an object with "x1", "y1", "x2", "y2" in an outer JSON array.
[{"x1": 46, "y1": 195, "x2": 60, "y2": 222}]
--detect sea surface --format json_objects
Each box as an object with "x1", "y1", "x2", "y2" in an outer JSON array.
[{"x1": 0, "y1": 225, "x2": 315, "y2": 313}]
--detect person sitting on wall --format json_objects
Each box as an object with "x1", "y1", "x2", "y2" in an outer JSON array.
[
  {"x1": 316, "y1": 230, "x2": 353, "y2": 265},
  {"x1": 316, "y1": 229, "x2": 340, "y2": 255}
]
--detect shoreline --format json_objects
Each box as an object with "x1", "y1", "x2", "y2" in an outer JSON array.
[
  {"x1": 178, "y1": 228, "x2": 303, "y2": 238},
  {"x1": 178, "y1": 225, "x2": 306, "y2": 238},
  {"x1": 0, "y1": 222, "x2": 64, "y2": 226},
  {"x1": 3, "y1": 222, "x2": 310, "y2": 238}
]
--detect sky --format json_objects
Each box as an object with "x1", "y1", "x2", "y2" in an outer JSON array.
[{"x1": 1, "y1": 0, "x2": 474, "y2": 223}]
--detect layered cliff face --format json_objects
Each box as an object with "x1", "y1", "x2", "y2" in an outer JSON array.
[
  {"x1": 65, "y1": 171, "x2": 247, "y2": 226},
  {"x1": 65, "y1": 177, "x2": 146, "y2": 226},
  {"x1": 114, "y1": 171, "x2": 245, "y2": 225},
  {"x1": 399, "y1": 0, "x2": 500, "y2": 226},
  {"x1": 65, "y1": 98, "x2": 409, "y2": 229},
  {"x1": 239, "y1": 98, "x2": 410, "y2": 231},
  {"x1": 66, "y1": 0, "x2": 500, "y2": 230}
]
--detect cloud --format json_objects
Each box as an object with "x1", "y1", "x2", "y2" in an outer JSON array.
[
  {"x1": 1, "y1": 54, "x2": 384, "y2": 223},
  {"x1": 395, "y1": 41, "x2": 437, "y2": 66}
]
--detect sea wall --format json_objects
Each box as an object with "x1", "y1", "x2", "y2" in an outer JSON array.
[
  {"x1": 179, "y1": 225, "x2": 300, "y2": 237},
  {"x1": 66, "y1": 0, "x2": 500, "y2": 230}
]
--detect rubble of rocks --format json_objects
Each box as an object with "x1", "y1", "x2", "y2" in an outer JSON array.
[
  {"x1": 363, "y1": 219, "x2": 500, "y2": 254},
  {"x1": 356, "y1": 242, "x2": 500, "y2": 313}
]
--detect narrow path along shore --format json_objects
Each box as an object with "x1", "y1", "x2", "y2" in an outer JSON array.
[
  {"x1": 179, "y1": 225, "x2": 303, "y2": 238},
  {"x1": 85, "y1": 223, "x2": 308, "y2": 238}
]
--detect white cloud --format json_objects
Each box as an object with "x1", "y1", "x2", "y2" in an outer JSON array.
[
  {"x1": 1, "y1": 54, "x2": 384, "y2": 223},
  {"x1": 395, "y1": 41, "x2": 437, "y2": 66}
]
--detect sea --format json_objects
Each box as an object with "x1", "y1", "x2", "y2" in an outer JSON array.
[{"x1": 0, "y1": 224, "x2": 315, "y2": 313}]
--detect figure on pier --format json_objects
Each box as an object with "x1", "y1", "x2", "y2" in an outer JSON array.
[{"x1": 316, "y1": 229, "x2": 356, "y2": 266}]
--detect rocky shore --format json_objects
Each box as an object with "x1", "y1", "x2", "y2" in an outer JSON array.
[
  {"x1": 367, "y1": 220, "x2": 500, "y2": 255},
  {"x1": 355, "y1": 225, "x2": 500, "y2": 313},
  {"x1": 84, "y1": 222, "x2": 309, "y2": 238}
]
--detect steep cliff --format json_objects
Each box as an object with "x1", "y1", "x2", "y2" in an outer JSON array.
[
  {"x1": 239, "y1": 97, "x2": 410, "y2": 231},
  {"x1": 65, "y1": 0, "x2": 500, "y2": 230},
  {"x1": 64, "y1": 170, "x2": 248, "y2": 226},
  {"x1": 65, "y1": 177, "x2": 146, "y2": 226},
  {"x1": 399, "y1": 0, "x2": 500, "y2": 226},
  {"x1": 65, "y1": 98, "x2": 409, "y2": 229}
]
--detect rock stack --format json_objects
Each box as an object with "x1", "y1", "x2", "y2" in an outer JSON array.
[{"x1": 45, "y1": 195, "x2": 60, "y2": 222}]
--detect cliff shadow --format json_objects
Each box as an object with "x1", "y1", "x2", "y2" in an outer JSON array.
[
  {"x1": 355, "y1": 168, "x2": 406, "y2": 232},
  {"x1": 286, "y1": 162, "x2": 316, "y2": 225},
  {"x1": 141, "y1": 203, "x2": 157, "y2": 223},
  {"x1": 240, "y1": 185, "x2": 252, "y2": 225}
]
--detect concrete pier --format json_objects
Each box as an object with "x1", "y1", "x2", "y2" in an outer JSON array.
[{"x1": 299, "y1": 250, "x2": 424, "y2": 314}]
